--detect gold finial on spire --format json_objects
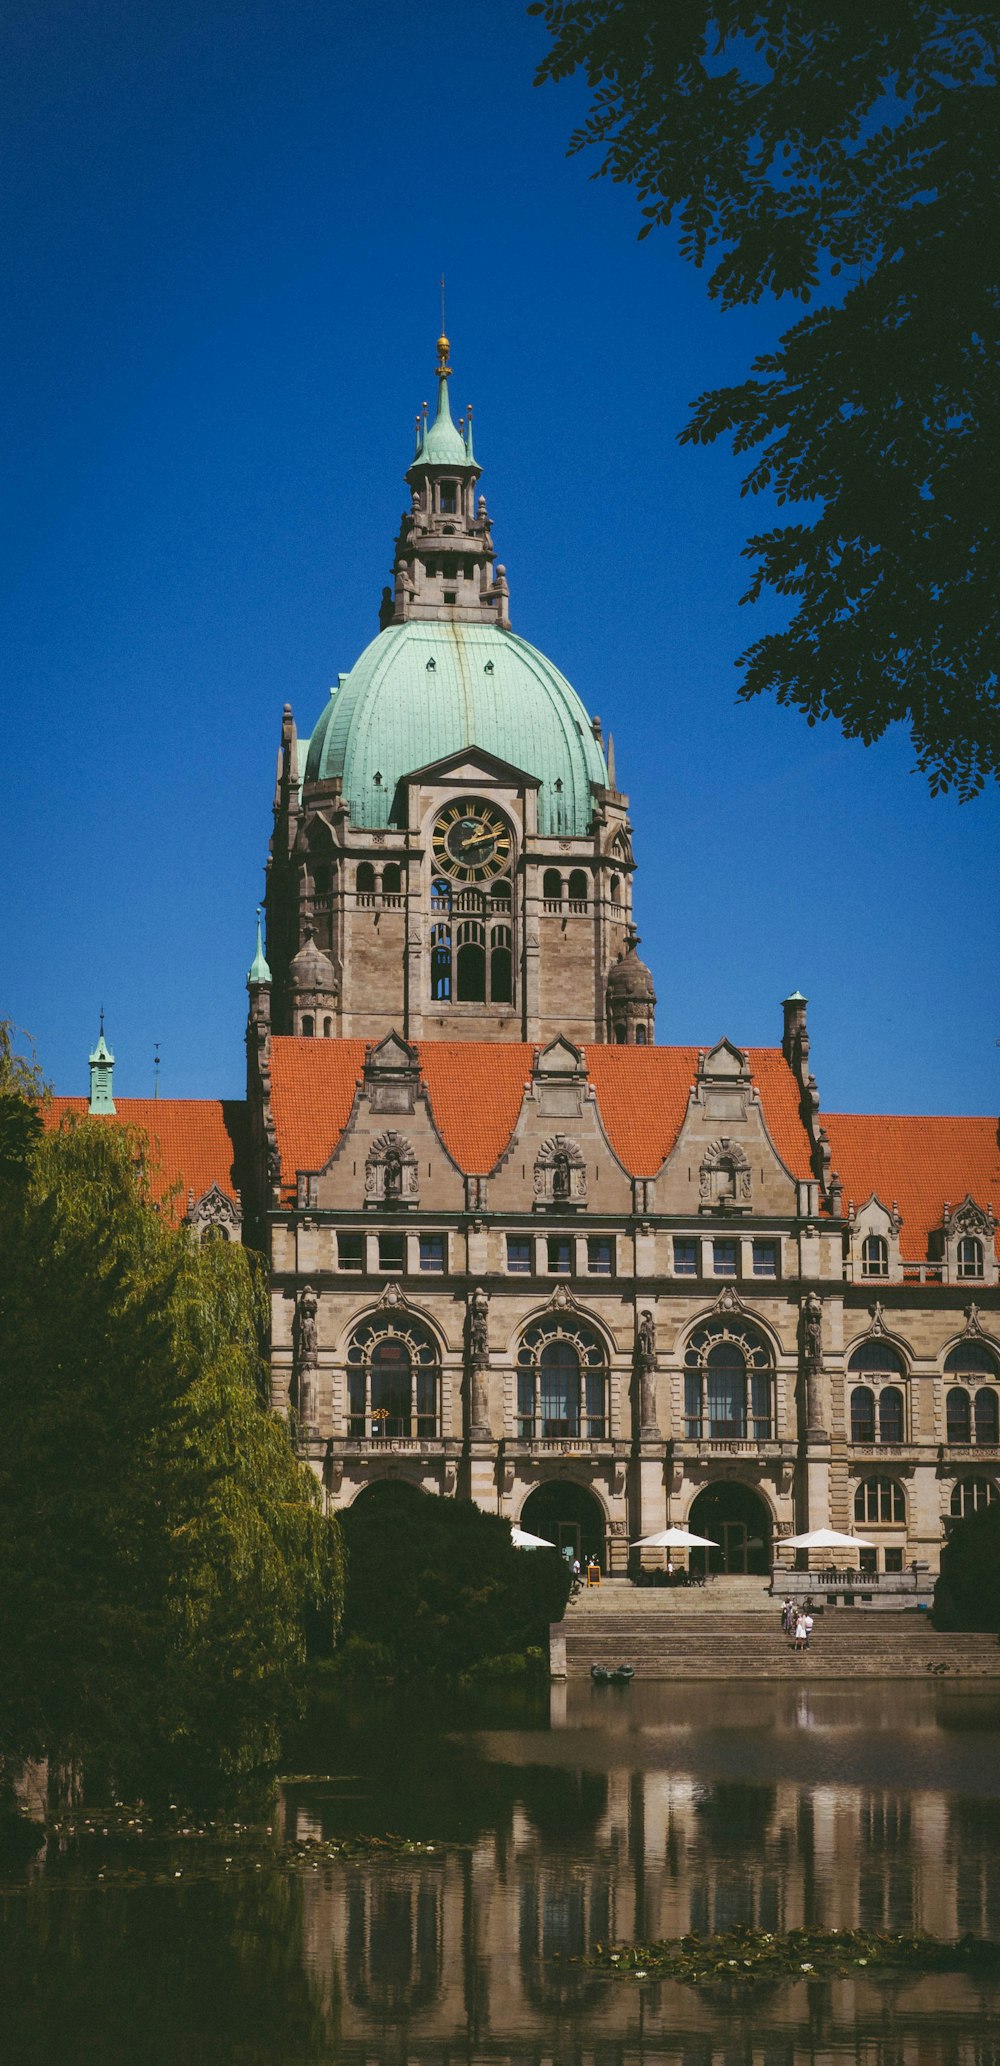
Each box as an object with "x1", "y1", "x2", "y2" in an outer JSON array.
[{"x1": 436, "y1": 273, "x2": 450, "y2": 372}]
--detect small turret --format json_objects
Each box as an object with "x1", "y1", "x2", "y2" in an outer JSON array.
[
  {"x1": 606, "y1": 929, "x2": 656, "y2": 1045},
  {"x1": 88, "y1": 1012, "x2": 116, "y2": 1114},
  {"x1": 382, "y1": 330, "x2": 511, "y2": 629},
  {"x1": 288, "y1": 928, "x2": 338, "y2": 1037}
]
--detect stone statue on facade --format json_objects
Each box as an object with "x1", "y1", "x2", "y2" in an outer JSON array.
[
  {"x1": 468, "y1": 1285, "x2": 490, "y2": 1436},
  {"x1": 552, "y1": 1150, "x2": 571, "y2": 1201},
  {"x1": 636, "y1": 1307, "x2": 659, "y2": 1434},
  {"x1": 799, "y1": 1291, "x2": 825, "y2": 1436},
  {"x1": 295, "y1": 1282, "x2": 319, "y2": 1428},
  {"x1": 384, "y1": 1145, "x2": 403, "y2": 1202}
]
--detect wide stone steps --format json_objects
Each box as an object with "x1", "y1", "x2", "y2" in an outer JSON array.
[
  {"x1": 555, "y1": 1606, "x2": 1000, "y2": 1678},
  {"x1": 576, "y1": 1653, "x2": 999, "y2": 1679}
]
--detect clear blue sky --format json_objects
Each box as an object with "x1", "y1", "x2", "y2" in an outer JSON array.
[{"x1": 4, "y1": 0, "x2": 997, "y2": 1117}]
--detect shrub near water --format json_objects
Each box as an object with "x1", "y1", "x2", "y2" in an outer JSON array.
[
  {"x1": 338, "y1": 1483, "x2": 571, "y2": 1678},
  {"x1": 934, "y1": 1504, "x2": 1000, "y2": 1632}
]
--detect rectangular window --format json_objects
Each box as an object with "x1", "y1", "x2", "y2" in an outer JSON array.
[
  {"x1": 587, "y1": 1237, "x2": 613, "y2": 1276},
  {"x1": 684, "y1": 1370, "x2": 702, "y2": 1439},
  {"x1": 419, "y1": 1233, "x2": 445, "y2": 1273},
  {"x1": 440, "y1": 485, "x2": 457, "y2": 513},
  {"x1": 673, "y1": 1238, "x2": 698, "y2": 1277},
  {"x1": 858, "y1": 1547, "x2": 877, "y2": 1576},
  {"x1": 752, "y1": 1239, "x2": 778, "y2": 1278},
  {"x1": 338, "y1": 1233, "x2": 364, "y2": 1272},
  {"x1": 506, "y1": 1236, "x2": 532, "y2": 1274},
  {"x1": 547, "y1": 1237, "x2": 572, "y2": 1275},
  {"x1": 883, "y1": 1547, "x2": 904, "y2": 1574},
  {"x1": 713, "y1": 1239, "x2": 738, "y2": 1277},
  {"x1": 377, "y1": 1232, "x2": 405, "y2": 1272}
]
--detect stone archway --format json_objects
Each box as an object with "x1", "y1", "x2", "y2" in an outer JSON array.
[
  {"x1": 521, "y1": 1481, "x2": 607, "y2": 1569},
  {"x1": 688, "y1": 1482, "x2": 772, "y2": 1577}
]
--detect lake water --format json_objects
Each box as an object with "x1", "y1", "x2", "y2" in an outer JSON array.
[{"x1": 3, "y1": 1679, "x2": 1000, "y2": 2064}]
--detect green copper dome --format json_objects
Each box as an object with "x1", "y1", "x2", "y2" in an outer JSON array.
[{"x1": 304, "y1": 621, "x2": 608, "y2": 834}]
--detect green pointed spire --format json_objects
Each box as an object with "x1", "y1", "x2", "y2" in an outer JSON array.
[
  {"x1": 88, "y1": 1010, "x2": 116, "y2": 1114},
  {"x1": 412, "y1": 333, "x2": 472, "y2": 468},
  {"x1": 248, "y1": 908, "x2": 272, "y2": 986}
]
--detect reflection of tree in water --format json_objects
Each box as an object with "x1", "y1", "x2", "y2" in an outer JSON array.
[
  {"x1": 694, "y1": 1781, "x2": 777, "y2": 1850},
  {"x1": 0, "y1": 1873, "x2": 331, "y2": 2064},
  {"x1": 518, "y1": 1764, "x2": 608, "y2": 1844}
]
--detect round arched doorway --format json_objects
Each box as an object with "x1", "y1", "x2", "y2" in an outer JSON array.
[
  {"x1": 688, "y1": 1482, "x2": 772, "y2": 1576},
  {"x1": 520, "y1": 1481, "x2": 607, "y2": 1569}
]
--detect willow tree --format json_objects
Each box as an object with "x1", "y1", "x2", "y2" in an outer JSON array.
[
  {"x1": 0, "y1": 1107, "x2": 343, "y2": 1803},
  {"x1": 533, "y1": 3, "x2": 1000, "y2": 798}
]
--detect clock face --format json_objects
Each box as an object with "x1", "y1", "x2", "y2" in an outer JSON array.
[{"x1": 432, "y1": 798, "x2": 512, "y2": 882}]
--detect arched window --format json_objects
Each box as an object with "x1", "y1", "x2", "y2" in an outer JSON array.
[
  {"x1": 851, "y1": 1386, "x2": 875, "y2": 1442},
  {"x1": 610, "y1": 873, "x2": 621, "y2": 904},
  {"x1": 683, "y1": 1319, "x2": 772, "y2": 1441},
  {"x1": 861, "y1": 1234, "x2": 889, "y2": 1278},
  {"x1": 490, "y1": 878, "x2": 512, "y2": 908},
  {"x1": 516, "y1": 1319, "x2": 606, "y2": 1440},
  {"x1": 958, "y1": 1236, "x2": 984, "y2": 1280},
  {"x1": 946, "y1": 1388, "x2": 972, "y2": 1444},
  {"x1": 357, "y1": 861, "x2": 376, "y2": 904},
  {"x1": 854, "y1": 1476, "x2": 905, "y2": 1525},
  {"x1": 301, "y1": 1014, "x2": 314, "y2": 1038},
  {"x1": 635, "y1": 1024, "x2": 648, "y2": 1045},
  {"x1": 568, "y1": 869, "x2": 588, "y2": 910},
  {"x1": 945, "y1": 1342, "x2": 1000, "y2": 1379},
  {"x1": 878, "y1": 1386, "x2": 904, "y2": 1443},
  {"x1": 430, "y1": 923, "x2": 452, "y2": 1000},
  {"x1": 542, "y1": 868, "x2": 563, "y2": 906},
  {"x1": 382, "y1": 862, "x2": 402, "y2": 897},
  {"x1": 323, "y1": 1016, "x2": 333, "y2": 1037},
  {"x1": 489, "y1": 923, "x2": 513, "y2": 1004},
  {"x1": 431, "y1": 877, "x2": 452, "y2": 914},
  {"x1": 849, "y1": 1341, "x2": 905, "y2": 1380},
  {"x1": 456, "y1": 920, "x2": 486, "y2": 1002},
  {"x1": 346, "y1": 1316, "x2": 440, "y2": 1439},
  {"x1": 614, "y1": 1025, "x2": 626, "y2": 1045},
  {"x1": 314, "y1": 863, "x2": 332, "y2": 896},
  {"x1": 975, "y1": 1388, "x2": 999, "y2": 1444},
  {"x1": 950, "y1": 1477, "x2": 999, "y2": 1519}
]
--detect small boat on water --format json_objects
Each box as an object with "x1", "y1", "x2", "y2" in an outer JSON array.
[{"x1": 591, "y1": 1663, "x2": 635, "y2": 1685}]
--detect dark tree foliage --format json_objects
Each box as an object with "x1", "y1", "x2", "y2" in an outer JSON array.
[
  {"x1": 933, "y1": 1501, "x2": 1000, "y2": 1630},
  {"x1": 339, "y1": 1482, "x2": 572, "y2": 1677},
  {"x1": 533, "y1": 4, "x2": 1000, "y2": 797},
  {"x1": 0, "y1": 1110, "x2": 344, "y2": 1805}
]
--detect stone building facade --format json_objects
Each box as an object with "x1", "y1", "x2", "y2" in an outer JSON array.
[{"x1": 53, "y1": 333, "x2": 1000, "y2": 1577}]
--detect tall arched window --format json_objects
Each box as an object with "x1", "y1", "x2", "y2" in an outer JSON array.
[
  {"x1": 946, "y1": 1387, "x2": 972, "y2": 1444},
  {"x1": 684, "y1": 1320, "x2": 772, "y2": 1441},
  {"x1": 854, "y1": 1476, "x2": 905, "y2": 1524},
  {"x1": 851, "y1": 1386, "x2": 875, "y2": 1442},
  {"x1": 346, "y1": 1317, "x2": 440, "y2": 1439},
  {"x1": 950, "y1": 1477, "x2": 999, "y2": 1519},
  {"x1": 944, "y1": 1341, "x2": 999, "y2": 1449},
  {"x1": 975, "y1": 1389, "x2": 999, "y2": 1444},
  {"x1": 357, "y1": 861, "x2": 376, "y2": 904},
  {"x1": 489, "y1": 923, "x2": 513, "y2": 1003},
  {"x1": 516, "y1": 1319, "x2": 606, "y2": 1440},
  {"x1": 382, "y1": 862, "x2": 402, "y2": 898},
  {"x1": 958, "y1": 1236, "x2": 985, "y2": 1280},
  {"x1": 609, "y1": 874, "x2": 621, "y2": 905},
  {"x1": 430, "y1": 924, "x2": 452, "y2": 1000},
  {"x1": 568, "y1": 869, "x2": 588, "y2": 910},
  {"x1": 861, "y1": 1234, "x2": 889, "y2": 1278},
  {"x1": 878, "y1": 1386, "x2": 904, "y2": 1443},
  {"x1": 456, "y1": 920, "x2": 486, "y2": 1002},
  {"x1": 542, "y1": 869, "x2": 563, "y2": 906}
]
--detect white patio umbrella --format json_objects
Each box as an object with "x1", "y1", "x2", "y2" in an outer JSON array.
[
  {"x1": 511, "y1": 1524, "x2": 557, "y2": 1549},
  {"x1": 777, "y1": 1528, "x2": 876, "y2": 1552},
  {"x1": 630, "y1": 1526, "x2": 720, "y2": 1549}
]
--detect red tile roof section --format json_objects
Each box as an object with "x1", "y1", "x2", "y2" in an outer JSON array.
[
  {"x1": 266, "y1": 1038, "x2": 815, "y2": 1181},
  {"x1": 268, "y1": 1037, "x2": 367, "y2": 1189},
  {"x1": 417, "y1": 1042, "x2": 535, "y2": 1172},
  {"x1": 824, "y1": 1113, "x2": 1000, "y2": 1259},
  {"x1": 45, "y1": 1098, "x2": 246, "y2": 1218}
]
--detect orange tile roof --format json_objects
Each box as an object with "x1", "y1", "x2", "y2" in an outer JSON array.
[
  {"x1": 268, "y1": 1037, "x2": 367, "y2": 1191},
  {"x1": 45, "y1": 1098, "x2": 246, "y2": 1218},
  {"x1": 266, "y1": 1037, "x2": 815, "y2": 1182},
  {"x1": 824, "y1": 1113, "x2": 1000, "y2": 1260},
  {"x1": 417, "y1": 1042, "x2": 535, "y2": 1172}
]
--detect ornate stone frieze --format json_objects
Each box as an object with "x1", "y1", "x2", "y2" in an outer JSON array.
[
  {"x1": 533, "y1": 1134, "x2": 587, "y2": 1206},
  {"x1": 365, "y1": 1130, "x2": 419, "y2": 1204},
  {"x1": 699, "y1": 1137, "x2": 752, "y2": 1210}
]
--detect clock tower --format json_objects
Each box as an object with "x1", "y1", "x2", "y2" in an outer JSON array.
[{"x1": 264, "y1": 335, "x2": 652, "y2": 1046}]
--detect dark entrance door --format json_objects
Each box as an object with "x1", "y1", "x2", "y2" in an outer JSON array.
[
  {"x1": 520, "y1": 1482, "x2": 607, "y2": 1569},
  {"x1": 688, "y1": 1482, "x2": 772, "y2": 1576}
]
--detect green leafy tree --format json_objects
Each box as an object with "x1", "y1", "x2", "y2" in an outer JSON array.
[
  {"x1": 533, "y1": 4, "x2": 1000, "y2": 797},
  {"x1": 0, "y1": 1019, "x2": 48, "y2": 1185},
  {"x1": 0, "y1": 1110, "x2": 344, "y2": 1804},
  {"x1": 338, "y1": 1481, "x2": 571, "y2": 1678},
  {"x1": 933, "y1": 1500, "x2": 1000, "y2": 1630}
]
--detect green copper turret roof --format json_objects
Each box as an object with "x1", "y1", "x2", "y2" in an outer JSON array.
[
  {"x1": 248, "y1": 911, "x2": 271, "y2": 986},
  {"x1": 411, "y1": 336, "x2": 476, "y2": 470},
  {"x1": 304, "y1": 621, "x2": 608, "y2": 834}
]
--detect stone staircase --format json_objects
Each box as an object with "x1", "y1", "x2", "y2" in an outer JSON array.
[{"x1": 551, "y1": 1586, "x2": 1000, "y2": 1679}]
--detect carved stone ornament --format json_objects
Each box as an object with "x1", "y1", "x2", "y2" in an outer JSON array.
[
  {"x1": 468, "y1": 1284, "x2": 490, "y2": 1366},
  {"x1": 713, "y1": 1285, "x2": 745, "y2": 1315},
  {"x1": 186, "y1": 1183, "x2": 242, "y2": 1242},
  {"x1": 699, "y1": 1137, "x2": 752, "y2": 1208},
  {"x1": 376, "y1": 1280, "x2": 404, "y2": 1308},
  {"x1": 533, "y1": 1135, "x2": 587, "y2": 1206},
  {"x1": 547, "y1": 1282, "x2": 574, "y2": 1311},
  {"x1": 800, "y1": 1291, "x2": 824, "y2": 1370},
  {"x1": 294, "y1": 1283, "x2": 319, "y2": 1429},
  {"x1": 951, "y1": 1196, "x2": 995, "y2": 1238},
  {"x1": 636, "y1": 1308, "x2": 658, "y2": 1434},
  {"x1": 964, "y1": 1303, "x2": 984, "y2": 1336},
  {"x1": 868, "y1": 1301, "x2": 886, "y2": 1335},
  {"x1": 364, "y1": 1130, "x2": 419, "y2": 1204}
]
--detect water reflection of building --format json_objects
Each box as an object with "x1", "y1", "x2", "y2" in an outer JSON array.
[{"x1": 283, "y1": 1709, "x2": 1000, "y2": 2062}]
